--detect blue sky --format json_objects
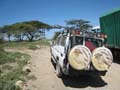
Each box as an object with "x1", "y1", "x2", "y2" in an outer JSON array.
[{"x1": 0, "y1": 0, "x2": 120, "y2": 39}]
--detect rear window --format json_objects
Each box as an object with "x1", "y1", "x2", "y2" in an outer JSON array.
[
  {"x1": 85, "y1": 38, "x2": 103, "y2": 47},
  {"x1": 70, "y1": 36, "x2": 83, "y2": 47},
  {"x1": 85, "y1": 38, "x2": 103, "y2": 51},
  {"x1": 71, "y1": 36, "x2": 103, "y2": 49}
]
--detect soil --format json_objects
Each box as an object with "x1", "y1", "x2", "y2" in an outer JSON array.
[{"x1": 5, "y1": 47, "x2": 120, "y2": 90}]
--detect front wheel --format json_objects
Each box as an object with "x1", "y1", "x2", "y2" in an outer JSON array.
[{"x1": 56, "y1": 63, "x2": 63, "y2": 77}]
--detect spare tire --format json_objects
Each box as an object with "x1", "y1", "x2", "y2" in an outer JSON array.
[
  {"x1": 92, "y1": 47, "x2": 113, "y2": 71},
  {"x1": 68, "y1": 45, "x2": 92, "y2": 70}
]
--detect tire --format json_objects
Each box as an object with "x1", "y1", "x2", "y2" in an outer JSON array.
[
  {"x1": 51, "y1": 57, "x2": 53, "y2": 63},
  {"x1": 56, "y1": 63, "x2": 63, "y2": 77}
]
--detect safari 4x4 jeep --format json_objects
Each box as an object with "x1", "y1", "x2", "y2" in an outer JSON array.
[{"x1": 50, "y1": 30, "x2": 113, "y2": 77}]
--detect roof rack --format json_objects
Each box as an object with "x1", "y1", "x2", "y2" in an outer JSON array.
[{"x1": 61, "y1": 29, "x2": 106, "y2": 39}]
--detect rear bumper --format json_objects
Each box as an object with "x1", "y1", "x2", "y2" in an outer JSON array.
[{"x1": 67, "y1": 65, "x2": 107, "y2": 76}]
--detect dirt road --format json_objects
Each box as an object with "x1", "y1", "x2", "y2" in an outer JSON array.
[{"x1": 6, "y1": 47, "x2": 120, "y2": 90}]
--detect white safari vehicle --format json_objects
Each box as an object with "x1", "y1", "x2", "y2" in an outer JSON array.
[{"x1": 50, "y1": 30, "x2": 113, "y2": 77}]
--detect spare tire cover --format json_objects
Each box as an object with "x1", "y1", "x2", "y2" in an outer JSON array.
[
  {"x1": 68, "y1": 45, "x2": 91, "y2": 70},
  {"x1": 92, "y1": 47, "x2": 113, "y2": 71}
]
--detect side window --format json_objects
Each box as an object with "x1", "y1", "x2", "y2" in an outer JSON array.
[
  {"x1": 56, "y1": 36, "x2": 61, "y2": 45},
  {"x1": 60, "y1": 36, "x2": 66, "y2": 46}
]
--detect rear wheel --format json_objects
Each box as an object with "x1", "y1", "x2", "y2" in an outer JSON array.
[
  {"x1": 51, "y1": 57, "x2": 54, "y2": 63},
  {"x1": 56, "y1": 63, "x2": 63, "y2": 77}
]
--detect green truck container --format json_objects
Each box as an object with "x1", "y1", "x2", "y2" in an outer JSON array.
[
  {"x1": 100, "y1": 9, "x2": 120, "y2": 49},
  {"x1": 100, "y1": 9, "x2": 120, "y2": 59}
]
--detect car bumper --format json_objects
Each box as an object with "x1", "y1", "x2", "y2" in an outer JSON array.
[{"x1": 67, "y1": 65, "x2": 107, "y2": 76}]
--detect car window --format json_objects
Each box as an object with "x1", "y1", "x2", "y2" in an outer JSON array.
[
  {"x1": 71, "y1": 36, "x2": 103, "y2": 48},
  {"x1": 60, "y1": 36, "x2": 66, "y2": 46},
  {"x1": 85, "y1": 38, "x2": 103, "y2": 47},
  {"x1": 75, "y1": 36, "x2": 83, "y2": 45},
  {"x1": 56, "y1": 36, "x2": 61, "y2": 45},
  {"x1": 70, "y1": 36, "x2": 83, "y2": 48}
]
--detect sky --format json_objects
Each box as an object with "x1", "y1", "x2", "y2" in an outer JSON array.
[{"x1": 0, "y1": 0, "x2": 120, "y2": 39}]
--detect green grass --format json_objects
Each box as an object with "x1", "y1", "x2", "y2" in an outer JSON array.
[
  {"x1": 28, "y1": 45, "x2": 38, "y2": 50},
  {"x1": 0, "y1": 47, "x2": 30, "y2": 90},
  {"x1": 2, "y1": 65, "x2": 13, "y2": 70},
  {"x1": 1, "y1": 39, "x2": 50, "y2": 49},
  {"x1": 0, "y1": 40, "x2": 47, "y2": 90},
  {"x1": 0, "y1": 80, "x2": 17, "y2": 90},
  {"x1": 0, "y1": 51, "x2": 29, "y2": 65}
]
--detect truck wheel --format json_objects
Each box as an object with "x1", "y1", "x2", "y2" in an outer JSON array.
[
  {"x1": 51, "y1": 57, "x2": 53, "y2": 63},
  {"x1": 56, "y1": 63, "x2": 62, "y2": 77}
]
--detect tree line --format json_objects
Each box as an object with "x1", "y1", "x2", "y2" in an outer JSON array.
[
  {"x1": 0, "y1": 20, "x2": 52, "y2": 42},
  {"x1": 0, "y1": 19, "x2": 93, "y2": 41}
]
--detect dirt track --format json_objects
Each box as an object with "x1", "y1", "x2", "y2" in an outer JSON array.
[{"x1": 6, "y1": 47, "x2": 120, "y2": 90}]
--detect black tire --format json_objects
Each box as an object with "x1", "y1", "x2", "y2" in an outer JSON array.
[
  {"x1": 56, "y1": 63, "x2": 63, "y2": 77},
  {"x1": 51, "y1": 57, "x2": 53, "y2": 63}
]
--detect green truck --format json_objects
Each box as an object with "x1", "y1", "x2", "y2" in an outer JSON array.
[{"x1": 100, "y1": 9, "x2": 120, "y2": 58}]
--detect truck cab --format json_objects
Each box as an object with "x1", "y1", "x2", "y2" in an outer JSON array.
[{"x1": 50, "y1": 30, "x2": 113, "y2": 77}]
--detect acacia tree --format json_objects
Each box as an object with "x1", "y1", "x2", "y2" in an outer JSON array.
[
  {"x1": 23, "y1": 21, "x2": 51, "y2": 41},
  {"x1": 11, "y1": 23, "x2": 26, "y2": 41},
  {"x1": 65, "y1": 19, "x2": 93, "y2": 31},
  {"x1": 2, "y1": 25, "x2": 13, "y2": 42},
  {"x1": 1, "y1": 20, "x2": 51, "y2": 42},
  {"x1": 22, "y1": 23, "x2": 36, "y2": 41},
  {"x1": 0, "y1": 27, "x2": 4, "y2": 42}
]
